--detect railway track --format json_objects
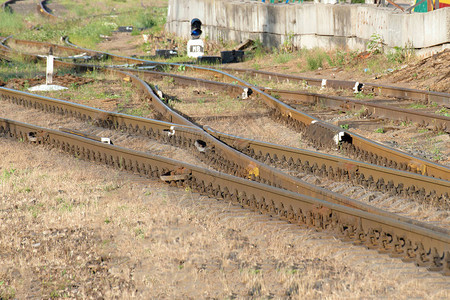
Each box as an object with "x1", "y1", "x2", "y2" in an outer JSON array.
[
  {"x1": 259, "y1": 87, "x2": 450, "y2": 132},
  {"x1": 5, "y1": 81, "x2": 448, "y2": 218},
  {"x1": 1, "y1": 0, "x2": 55, "y2": 17},
  {"x1": 55, "y1": 38, "x2": 450, "y2": 180},
  {"x1": 1, "y1": 116, "x2": 449, "y2": 275},
  {"x1": 1, "y1": 38, "x2": 449, "y2": 221},
  {"x1": 0, "y1": 35, "x2": 448, "y2": 271},
  {"x1": 1, "y1": 67, "x2": 450, "y2": 272},
  {"x1": 220, "y1": 66, "x2": 450, "y2": 107}
]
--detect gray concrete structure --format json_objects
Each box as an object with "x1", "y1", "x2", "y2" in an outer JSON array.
[{"x1": 166, "y1": 0, "x2": 450, "y2": 54}]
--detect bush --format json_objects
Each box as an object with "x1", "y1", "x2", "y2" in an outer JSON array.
[{"x1": 305, "y1": 49, "x2": 329, "y2": 70}]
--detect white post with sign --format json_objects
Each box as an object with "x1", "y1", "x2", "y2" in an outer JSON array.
[
  {"x1": 28, "y1": 54, "x2": 67, "y2": 92},
  {"x1": 187, "y1": 39, "x2": 204, "y2": 58}
]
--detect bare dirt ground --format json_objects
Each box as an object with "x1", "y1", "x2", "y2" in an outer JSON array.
[
  {"x1": 382, "y1": 49, "x2": 450, "y2": 93},
  {"x1": 6, "y1": 0, "x2": 37, "y2": 16}
]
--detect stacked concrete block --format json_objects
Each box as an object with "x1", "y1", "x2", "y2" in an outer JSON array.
[{"x1": 166, "y1": 0, "x2": 450, "y2": 53}]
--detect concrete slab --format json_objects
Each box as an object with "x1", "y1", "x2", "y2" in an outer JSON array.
[{"x1": 28, "y1": 84, "x2": 68, "y2": 92}]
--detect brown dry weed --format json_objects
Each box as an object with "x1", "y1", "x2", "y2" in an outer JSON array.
[{"x1": 1, "y1": 139, "x2": 449, "y2": 298}]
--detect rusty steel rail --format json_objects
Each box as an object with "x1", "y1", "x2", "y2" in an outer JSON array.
[
  {"x1": 1, "y1": 117, "x2": 449, "y2": 275},
  {"x1": 6, "y1": 38, "x2": 99, "y2": 57},
  {"x1": 3, "y1": 39, "x2": 450, "y2": 184},
  {"x1": 122, "y1": 69, "x2": 251, "y2": 100},
  {"x1": 37, "y1": 0, "x2": 59, "y2": 19},
  {"x1": 204, "y1": 126, "x2": 450, "y2": 203},
  {"x1": 220, "y1": 66, "x2": 450, "y2": 107},
  {"x1": 0, "y1": 39, "x2": 450, "y2": 180},
  {"x1": 0, "y1": 85, "x2": 412, "y2": 219},
  {"x1": 261, "y1": 88, "x2": 450, "y2": 132},
  {"x1": 3, "y1": 38, "x2": 450, "y2": 180},
  {"x1": 1, "y1": 81, "x2": 448, "y2": 232},
  {"x1": 55, "y1": 37, "x2": 450, "y2": 180},
  {"x1": 1, "y1": 0, "x2": 16, "y2": 11}
]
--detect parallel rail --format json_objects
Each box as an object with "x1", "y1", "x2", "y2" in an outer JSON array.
[
  {"x1": 204, "y1": 126, "x2": 450, "y2": 203},
  {"x1": 2, "y1": 82, "x2": 449, "y2": 225},
  {"x1": 1, "y1": 40, "x2": 449, "y2": 206},
  {"x1": 260, "y1": 88, "x2": 450, "y2": 132},
  {"x1": 2, "y1": 1, "x2": 449, "y2": 278},
  {"x1": 2, "y1": 36, "x2": 450, "y2": 275},
  {"x1": 37, "y1": 0, "x2": 59, "y2": 19},
  {"x1": 1, "y1": 85, "x2": 427, "y2": 219},
  {"x1": 51, "y1": 37, "x2": 450, "y2": 180},
  {"x1": 1, "y1": 117, "x2": 449, "y2": 275},
  {"x1": 221, "y1": 67, "x2": 450, "y2": 107}
]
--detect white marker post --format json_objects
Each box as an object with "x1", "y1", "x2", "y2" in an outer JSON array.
[
  {"x1": 46, "y1": 55, "x2": 54, "y2": 85},
  {"x1": 28, "y1": 53, "x2": 67, "y2": 92}
]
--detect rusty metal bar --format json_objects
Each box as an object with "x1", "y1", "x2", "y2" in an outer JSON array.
[
  {"x1": 3, "y1": 84, "x2": 448, "y2": 231},
  {"x1": 204, "y1": 125, "x2": 450, "y2": 201},
  {"x1": 4, "y1": 38, "x2": 450, "y2": 180},
  {"x1": 1, "y1": 117, "x2": 449, "y2": 275},
  {"x1": 386, "y1": 0, "x2": 405, "y2": 11},
  {"x1": 262, "y1": 88, "x2": 450, "y2": 131},
  {"x1": 37, "y1": 0, "x2": 59, "y2": 19},
  {"x1": 221, "y1": 66, "x2": 450, "y2": 107}
]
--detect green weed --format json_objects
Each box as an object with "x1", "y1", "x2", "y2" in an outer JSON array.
[
  {"x1": 0, "y1": 11, "x2": 25, "y2": 36},
  {"x1": 70, "y1": 20, "x2": 116, "y2": 48},
  {"x1": 367, "y1": 33, "x2": 383, "y2": 54},
  {"x1": 305, "y1": 49, "x2": 329, "y2": 71},
  {"x1": 116, "y1": 7, "x2": 167, "y2": 33},
  {"x1": 28, "y1": 203, "x2": 44, "y2": 218},
  {"x1": 251, "y1": 63, "x2": 261, "y2": 70},
  {"x1": 374, "y1": 128, "x2": 384, "y2": 133},
  {"x1": 333, "y1": 50, "x2": 346, "y2": 67},
  {"x1": 408, "y1": 103, "x2": 427, "y2": 109},
  {"x1": 253, "y1": 39, "x2": 266, "y2": 59},
  {"x1": 275, "y1": 52, "x2": 293, "y2": 64},
  {"x1": 50, "y1": 290, "x2": 60, "y2": 298},
  {"x1": 0, "y1": 286, "x2": 16, "y2": 300},
  {"x1": 400, "y1": 121, "x2": 411, "y2": 126},
  {"x1": 19, "y1": 187, "x2": 32, "y2": 193},
  {"x1": 354, "y1": 92, "x2": 374, "y2": 99},
  {"x1": 103, "y1": 183, "x2": 120, "y2": 192},
  {"x1": 354, "y1": 106, "x2": 367, "y2": 117},
  {"x1": 0, "y1": 55, "x2": 44, "y2": 82},
  {"x1": 435, "y1": 107, "x2": 449, "y2": 117},
  {"x1": 1, "y1": 167, "x2": 16, "y2": 182},
  {"x1": 281, "y1": 32, "x2": 296, "y2": 53},
  {"x1": 387, "y1": 44, "x2": 415, "y2": 64},
  {"x1": 135, "y1": 228, "x2": 145, "y2": 239},
  {"x1": 432, "y1": 147, "x2": 442, "y2": 161}
]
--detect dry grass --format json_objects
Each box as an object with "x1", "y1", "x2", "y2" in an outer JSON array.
[
  {"x1": 1, "y1": 138, "x2": 449, "y2": 298},
  {"x1": 154, "y1": 80, "x2": 269, "y2": 118}
]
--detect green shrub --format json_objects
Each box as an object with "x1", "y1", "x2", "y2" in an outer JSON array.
[
  {"x1": 367, "y1": 33, "x2": 383, "y2": 54},
  {"x1": 253, "y1": 39, "x2": 266, "y2": 59},
  {"x1": 306, "y1": 50, "x2": 328, "y2": 70},
  {"x1": 387, "y1": 45, "x2": 415, "y2": 64},
  {"x1": 275, "y1": 53, "x2": 293, "y2": 64}
]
